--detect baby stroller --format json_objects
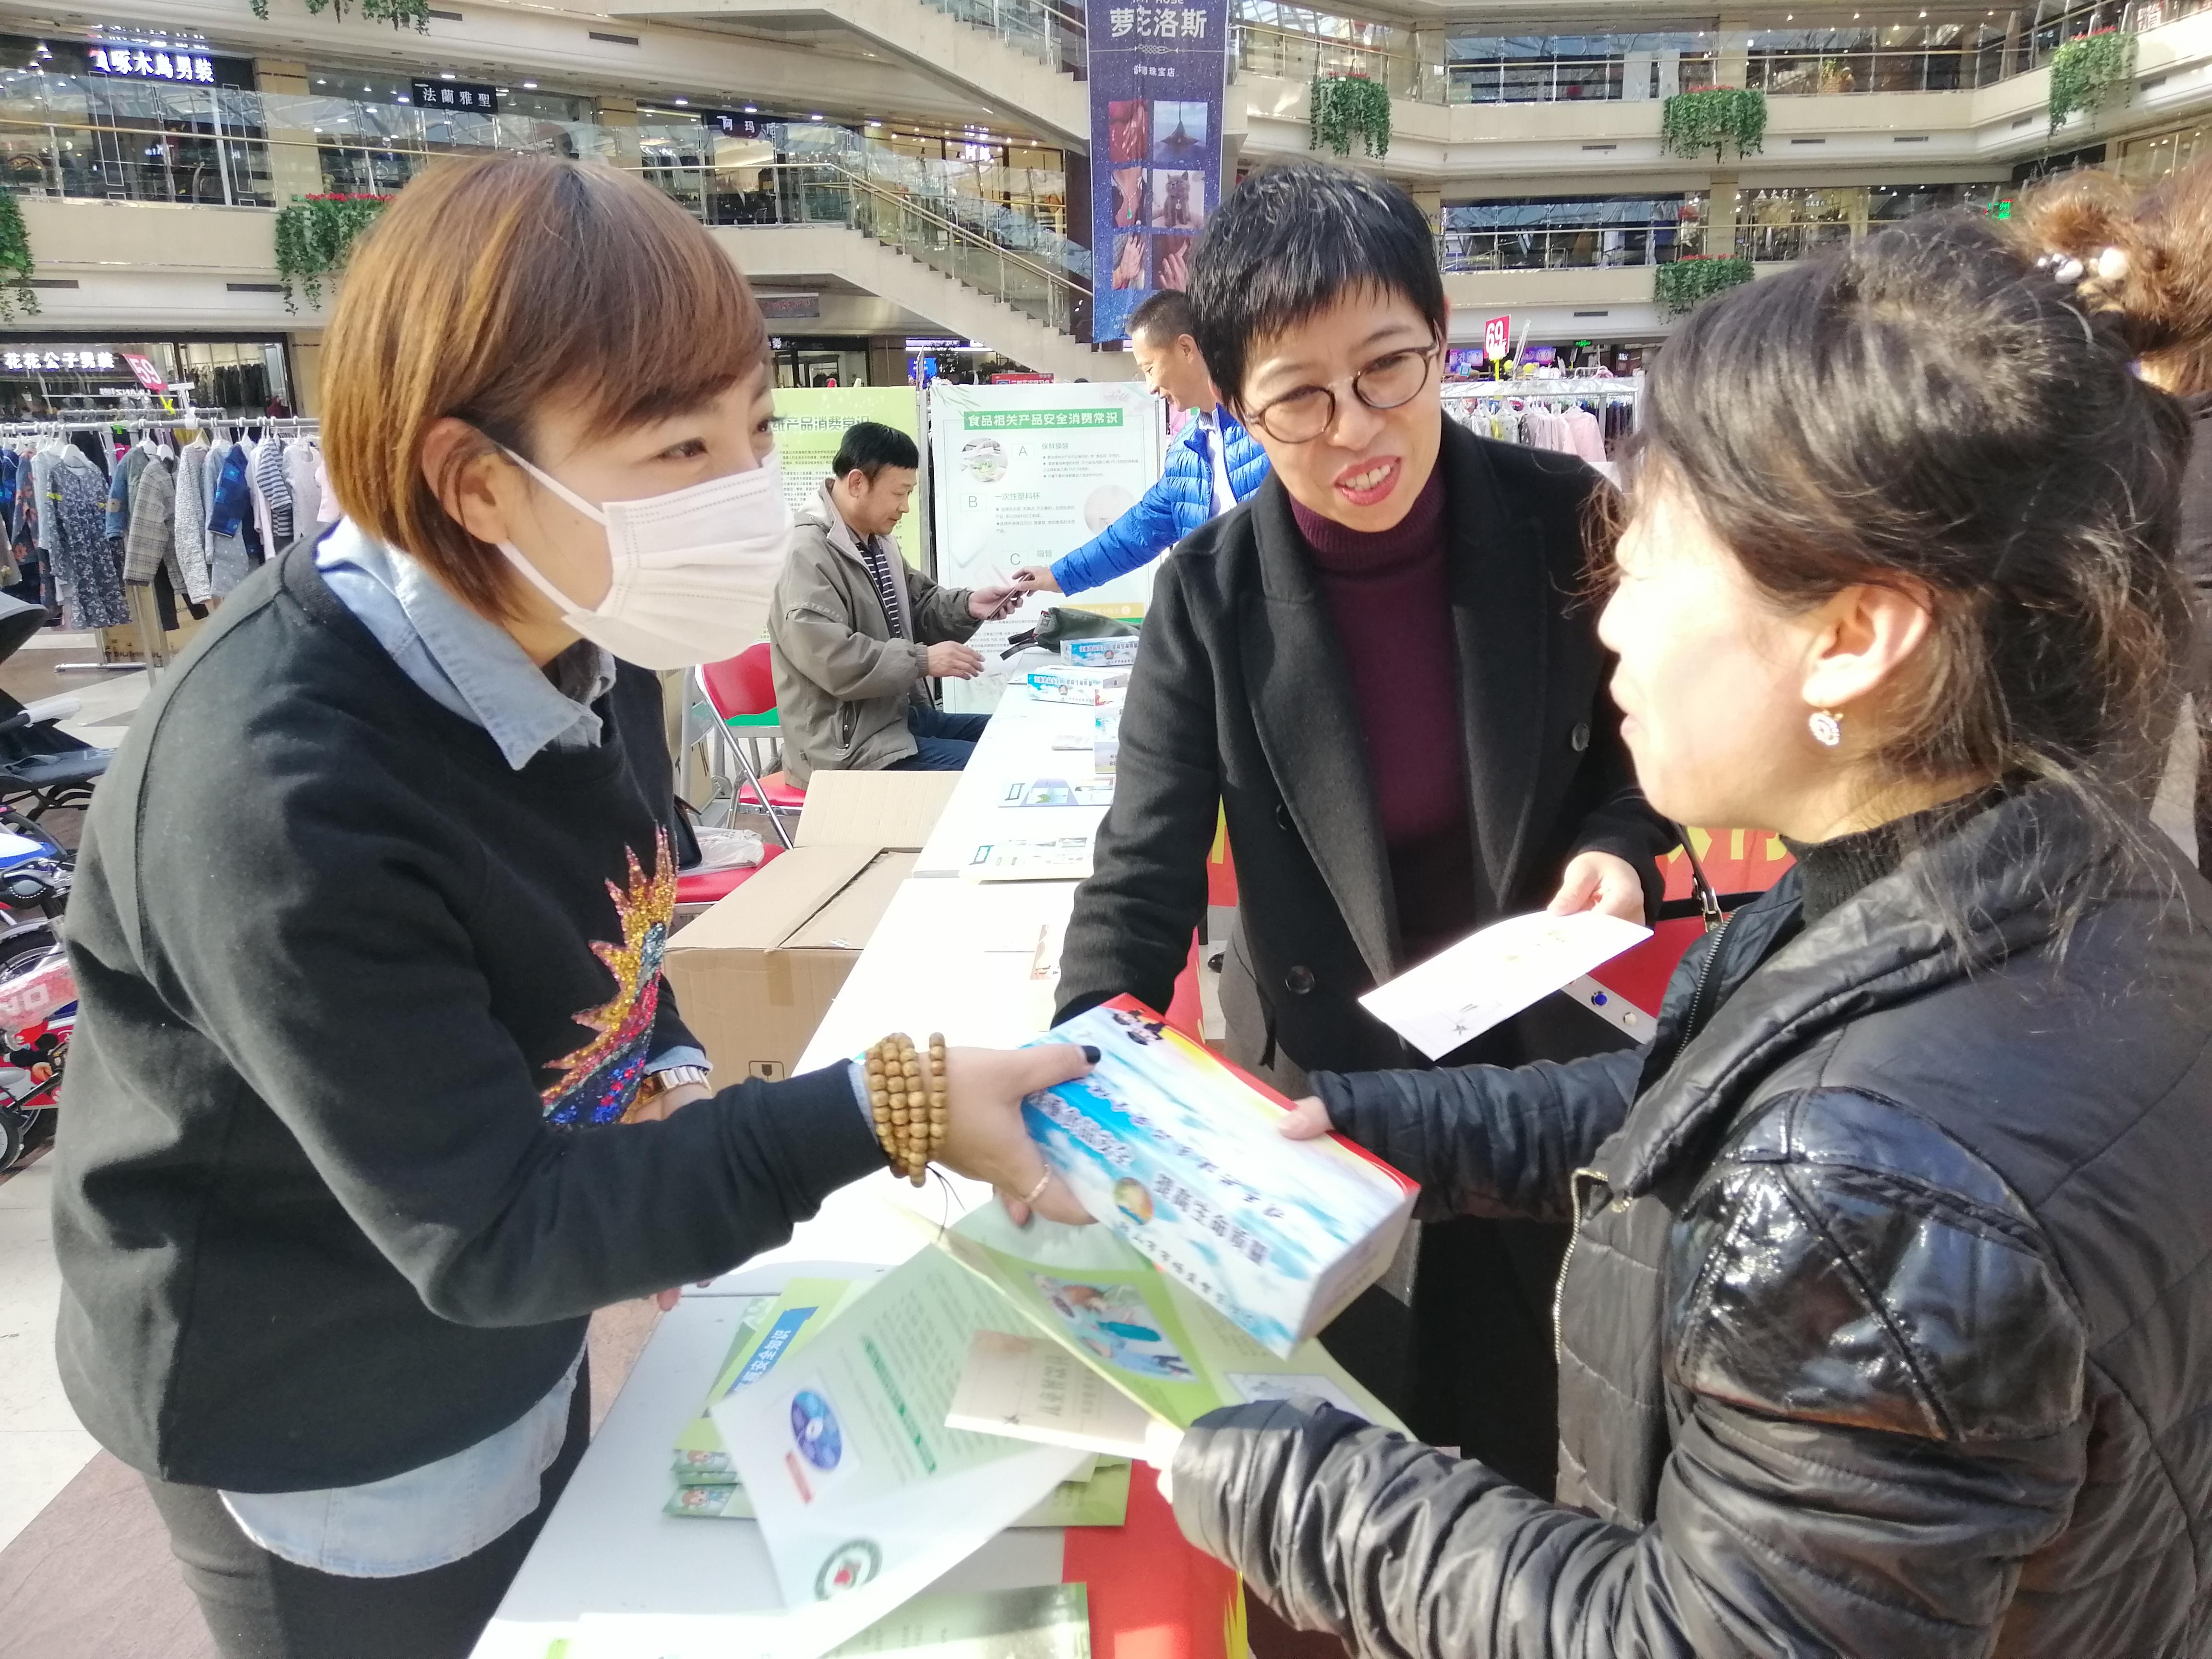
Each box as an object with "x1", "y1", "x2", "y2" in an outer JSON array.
[{"x1": 0, "y1": 591, "x2": 111, "y2": 821}]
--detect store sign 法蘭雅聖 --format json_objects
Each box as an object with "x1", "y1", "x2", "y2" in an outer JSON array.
[
  {"x1": 410, "y1": 80, "x2": 500, "y2": 114},
  {"x1": 87, "y1": 45, "x2": 215, "y2": 82},
  {"x1": 1085, "y1": 0, "x2": 1228, "y2": 344},
  {"x1": 2, "y1": 349, "x2": 123, "y2": 374}
]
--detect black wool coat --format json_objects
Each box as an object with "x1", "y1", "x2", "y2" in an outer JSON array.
[{"x1": 1057, "y1": 416, "x2": 1674, "y2": 1078}]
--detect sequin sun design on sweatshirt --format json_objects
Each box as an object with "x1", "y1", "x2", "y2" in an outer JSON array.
[{"x1": 541, "y1": 831, "x2": 678, "y2": 1127}]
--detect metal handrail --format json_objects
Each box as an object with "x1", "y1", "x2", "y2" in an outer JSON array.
[{"x1": 747, "y1": 157, "x2": 1087, "y2": 304}]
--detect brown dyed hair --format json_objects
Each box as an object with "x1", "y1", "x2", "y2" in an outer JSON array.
[
  {"x1": 2020, "y1": 158, "x2": 2212, "y2": 396},
  {"x1": 322, "y1": 154, "x2": 769, "y2": 617}
]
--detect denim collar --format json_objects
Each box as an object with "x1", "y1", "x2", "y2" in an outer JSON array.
[{"x1": 314, "y1": 519, "x2": 616, "y2": 770}]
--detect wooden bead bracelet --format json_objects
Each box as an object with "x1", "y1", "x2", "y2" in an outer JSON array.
[{"x1": 864, "y1": 1032, "x2": 947, "y2": 1187}]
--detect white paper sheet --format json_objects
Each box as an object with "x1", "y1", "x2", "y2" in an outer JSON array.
[{"x1": 1358, "y1": 910, "x2": 1651, "y2": 1060}]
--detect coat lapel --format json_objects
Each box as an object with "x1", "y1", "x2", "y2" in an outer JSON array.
[
  {"x1": 1443, "y1": 425, "x2": 1549, "y2": 915},
  {"x1": 1240, "y1": 477, "x2": 1398, "y2": 982}
]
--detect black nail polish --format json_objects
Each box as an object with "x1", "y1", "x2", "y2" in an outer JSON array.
[{"x1": 1082, "y1": 1045, "x2": 1102, "y2": 1063}]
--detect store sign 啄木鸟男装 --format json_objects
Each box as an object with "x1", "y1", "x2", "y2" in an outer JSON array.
[{"x1": 87, "y1": 45, "x2": 215, "y2": 82}]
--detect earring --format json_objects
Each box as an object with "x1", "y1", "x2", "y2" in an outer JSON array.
[{"x1": 1808, "y1": 709, "x2": 1844, "y2": 748}]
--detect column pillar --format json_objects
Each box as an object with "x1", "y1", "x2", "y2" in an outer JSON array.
[
  {"x1": 288, "y1": 330, "x2": 324, "y2": 417},
  {"x1": 1707, "y1": 171, "x2": 1740, "y2": 261},
  {"x1": 253, "y1": 59, "x2": 326, "y2": 206},
  {"x1": 596, "y1": 95, "x2": 642, "y2": 170}
]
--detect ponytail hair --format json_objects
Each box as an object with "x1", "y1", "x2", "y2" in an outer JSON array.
[{"x1": 2017, "y1": 157, "x2": 2212, "y2": 396}]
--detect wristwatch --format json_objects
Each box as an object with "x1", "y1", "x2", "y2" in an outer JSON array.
[{"x1": 642, "y1": 1064, "x2": 712, "y2": 1099}]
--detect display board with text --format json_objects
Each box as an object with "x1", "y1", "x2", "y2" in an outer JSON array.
[
  {"x1": 928, "y1": 381, "x2": 1165, "y2": 709},
  {"x1": 770, "y1": 386, "x2": 927, "y2": 569}
]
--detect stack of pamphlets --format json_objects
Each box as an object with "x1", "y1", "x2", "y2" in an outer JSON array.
[
  {"x1": 665, "y1": 1277, "x2": 1129, "y2": 1529},
  {"x1": 711, "y1": 1203, "x2": 1404, "y2": 1635}
]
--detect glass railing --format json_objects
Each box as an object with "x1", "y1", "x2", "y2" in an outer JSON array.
[
  {"x1": 916, "y1": 0, "x2": 1087, "y2": 76},
  {"x1": 657, "y1": 156, "x2": 1089, "y2": 337},
  {"x1": 0, "y1": 73, "x2": 1091, "y2": 337},
  {"x1": 1439, "y1": 219, "x2": 1716, "y2": 272},
  {"x1": 914, "y1": 0, "x2": 2208, "y2": 105}
]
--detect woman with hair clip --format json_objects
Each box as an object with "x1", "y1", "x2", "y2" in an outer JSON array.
[
  {"x1": 49, "y1": 155, "x2": 1092, "y2": 1659},
  {"x1": 1146, "y1": 203, "x2": 2212, "y2": 1652},
  {"x1": 2023, "y1": 158, "x2": 2212, "y2": 875}
]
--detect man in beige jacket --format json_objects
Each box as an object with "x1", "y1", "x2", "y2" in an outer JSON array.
[{"x1": 768, "y1": 421, "x2": 1018, "y2": 785}]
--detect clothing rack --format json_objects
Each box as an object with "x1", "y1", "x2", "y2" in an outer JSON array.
[
  {"x1": 0, "y1": 412, "x2": 322, "y2": 679},
  {"x1": 1442, "y1": 374, "x2": 1643, "y2": 402}
]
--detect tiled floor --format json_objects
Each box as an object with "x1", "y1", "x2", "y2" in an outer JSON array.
[{"x1": 0, "y1": 1158, "x2": 94, "y2": 1555}]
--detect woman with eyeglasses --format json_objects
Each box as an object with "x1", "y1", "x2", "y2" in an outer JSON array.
[{"x1": 1055, "y1": 163, "x2": 1672, "y2": 1496}]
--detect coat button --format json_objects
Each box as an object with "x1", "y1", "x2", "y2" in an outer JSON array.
[
  {"x1": 1275, "y1": 802, "x2": 1293, "y2": 831},
  {"x1": 1285, "y1": 965, "x2": 1315, "y2": 995},
  {"x1": 1571, "y1": 721, "x2": 1591, "y2": 752}
]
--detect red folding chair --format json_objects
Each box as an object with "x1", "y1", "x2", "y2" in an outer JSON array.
[
  {"x1": 674, "y1": 842, "x2": 785, "y2": 907},
  {"x1": 697, "y1": 645, "x2": 806, "y2": 849}
]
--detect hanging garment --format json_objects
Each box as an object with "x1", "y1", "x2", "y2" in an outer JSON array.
[
  {"x1": 48, "y1": 450, "x2": 128, "y2": 630},
  {"x1": 173, "y1": 437, "x2": 212, "y2": 604},
  {"x1": 251, "y1": 435, "x2": 294, "y2": 555},
  {"x1": 29, "y1": 448, "x2": 62, "y2": 555},
  {"x1": 123, "y1": 456, "x2": 177, "y2": 586},
  {"x1": 103, "y1": 445, "x2": 137, "y2": 541},
  {"x1": 285, "y1": 437, "x2": 322, "y2": 539},
  {"x1": 312, "y1": 444, "x2": 338, "y2": 529},
  {"x1": 1564, "y1": 405, "x2": 1607, "y2": 466},
  {"x1": 208, "y1": 440, "x2": 254, "y2": 598}
]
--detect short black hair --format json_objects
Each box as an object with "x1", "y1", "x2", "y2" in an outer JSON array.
[
  {"x1": 1128, "y1": 289, "x2": 1197, "y2": 348},
  {"x1": 1188, "y1": 163, "x2": 1445, "y2": 408},
  {"x1": 831, "y1": 420, "x2": 919, "y2": 481}
]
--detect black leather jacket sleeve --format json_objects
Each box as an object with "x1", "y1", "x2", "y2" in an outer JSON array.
[
  {"x1": 1169, "y1": 1088, "x2": 2092, "y2": 1658},
  {"x1": 1310, "y1": 1047, "x2": 1643, "y2": 1224}
]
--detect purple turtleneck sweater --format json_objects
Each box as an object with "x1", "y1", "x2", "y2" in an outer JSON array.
[{"x1": 1290, "y1": 467, "x2": 1477, "y2": 965}]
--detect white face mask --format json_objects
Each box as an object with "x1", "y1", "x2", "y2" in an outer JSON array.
[{"x1": 494, "y1": 446, "x2": 793, "y2": 671}]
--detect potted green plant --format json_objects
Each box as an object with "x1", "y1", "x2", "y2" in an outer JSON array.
[
  {"x1": 251, "y1": 0, "x2": 432, "y2": 25},
  {"x1": 274, "y1": 192, "x2": 393, "y2": 313},
  {"x1": 1660, "y1": 87, "x2": 1767, "y2": 161},
  {"x1": 1655, "y1": 254, "x2": 1755, "y2": 316},
  {"x1": 0, "y1": 191, "x2": 36, "y2": 325},
  {"x1": 1310, "y1": 73, "x2": 1392, "y2": 159},
  {"x1": 2046, "y1": 28, "x2": 2137, "y2": 132}
]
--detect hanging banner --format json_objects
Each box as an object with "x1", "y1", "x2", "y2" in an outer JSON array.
[
  {"x1": 928, "y1": 381, "x2": 1166, "y2": 709},
  {"x1": 769, "y1": 386, "x2": 926, "y2": 568},
  {"x1": 1085, "y1": 0, "x2": 1230, "y2": 345}
]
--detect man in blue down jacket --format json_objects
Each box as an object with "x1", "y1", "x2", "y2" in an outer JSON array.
[{"x1": 1013, "y1": 289, "x2": 1269, "y2": 598}]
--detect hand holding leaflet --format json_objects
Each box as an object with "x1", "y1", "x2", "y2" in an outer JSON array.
[{"x1": 1358, "y1": 908, "x2": 1651, "y2": 1061}]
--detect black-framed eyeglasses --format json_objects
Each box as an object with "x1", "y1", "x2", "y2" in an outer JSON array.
[{"x1": 1245, "y1": 344, "x2": 1439, "y2": 444}]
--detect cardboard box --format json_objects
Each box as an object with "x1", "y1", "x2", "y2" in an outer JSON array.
[{"x1": 664, "y1": 771, "x2": 957, "y2": 1082}]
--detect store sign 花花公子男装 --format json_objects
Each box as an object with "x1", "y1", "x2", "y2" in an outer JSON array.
[
  {"x1": 87, "y1": 45, "x2": 215, "y2": 83},
  {"x1": 2, "y1": 349, "x2": 124, "y2": 374},
  {"x1": 410, "y1": 80, "x2": 500, "y2": 114},
  {"x1": 1085, "y1": 0, "x2": 1228, "y2": 343}
]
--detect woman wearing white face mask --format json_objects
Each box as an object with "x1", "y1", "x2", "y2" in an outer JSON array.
[{"x1": 48, "y1": 155, "x2": 1094, "y2": 1659}]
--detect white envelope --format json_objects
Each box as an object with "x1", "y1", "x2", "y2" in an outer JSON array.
[{"x1": 1359, "y1": 910, "x2": 1652, "y2": 1061}]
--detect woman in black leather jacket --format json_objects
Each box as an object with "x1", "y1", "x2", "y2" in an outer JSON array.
[{"x1": 1152, "y1": 212, "x2": 2212, "y2": 1656}]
